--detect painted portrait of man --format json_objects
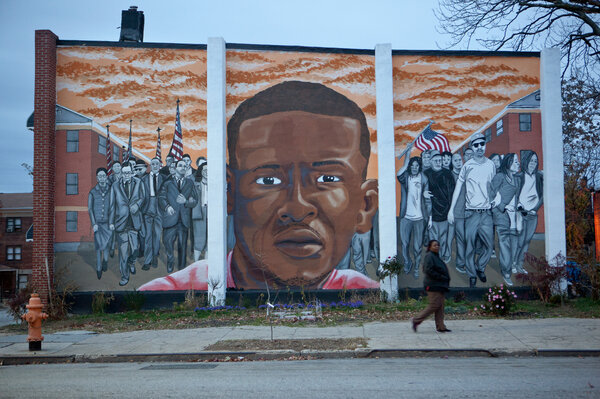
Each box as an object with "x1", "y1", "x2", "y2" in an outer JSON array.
[{"x1": 140, "y1": 81, "x2": 380, "y2": 291}]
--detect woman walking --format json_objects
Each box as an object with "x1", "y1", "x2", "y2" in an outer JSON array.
[{"x1": 411, "y1": 240, "x2": 451, "y2": 333}]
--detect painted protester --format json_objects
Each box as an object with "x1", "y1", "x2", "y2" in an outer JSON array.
[
  {"x1": 192, "y1": 157, "x2": 208, "y2": 261},
  {"x1": 423, "y1": 150, "x2": 455, "y2": 263},
  {"x1": 88, "y1": 167, "x2": 113, "y2": 279},
  {"x1": 396, "y1": 145, "x2": 432, "y2": 279},
  {"x1": 514, "y1": 150, "x2": 543, "y2": 274},
  {"x1": 141, "y1": 157, "x2": 165, "y2": 270},
  {"x1": 159, "y1": 159, "x2": 198, "y2": 273},
  {"x1": 109, "y1": 164, "x2": 143, "y2": 286},
  {"x1": 140, "y1": 81, "x2": 380, "y2": 291},
  {"x1": 446, "y1": 152, "x2": 467, "y2": 275},
  {"x1": 447, "y1": 133, "x2": 497, "y2": 288},
  {"x1": 490, "y1": 153, "x2": 522, "y2": 286}
]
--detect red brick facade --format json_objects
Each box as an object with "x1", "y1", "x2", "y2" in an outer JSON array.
[{"x1": 33, "y1": 30, "x2": 57, "y2": 303}]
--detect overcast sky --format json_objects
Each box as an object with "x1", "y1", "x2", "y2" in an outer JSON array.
[{"x1": 0, "y1": 0, "x2": 477, "y2": 193}]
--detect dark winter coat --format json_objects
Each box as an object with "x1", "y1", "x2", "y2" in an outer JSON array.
[{"x1": 422, "y1": 251, "x2": 450, "y2": 292}]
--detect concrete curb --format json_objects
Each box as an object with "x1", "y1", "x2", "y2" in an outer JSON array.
[{"x1": 1, "y1": 348, "x2": 599, "y2": 365}]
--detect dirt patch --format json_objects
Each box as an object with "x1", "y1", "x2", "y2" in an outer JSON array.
[{"x1": 205, "y1": 338, "x2": 368, "y2": 351}]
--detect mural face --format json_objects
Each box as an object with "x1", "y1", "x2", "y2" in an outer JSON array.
[
  {"x1": 393, "y1": 55, "x2": 543, "y2": 289},
  {"x1": 229, "y1": 106, "x2": 378, "y2": 289}
]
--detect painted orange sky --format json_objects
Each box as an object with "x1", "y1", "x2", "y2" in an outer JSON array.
[
  {"x1": 392, "y1": 55, "x2": 540, "y2": 153},
  {"x1": 57, "y1": 46, "x2": 208, "y2": 160}
]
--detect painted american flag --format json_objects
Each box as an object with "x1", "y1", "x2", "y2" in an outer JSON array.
[
  {"x1": 414, "y1": 123, "x2": 451, "y2": 153},
  {"x1": 105, "y1": 125, "x2": 112, "y2": 175},
  {"x1": 156, "y1": 127, "x2": 162, "y2": 161},
  {"x1": 168, "y1": 99, "x2": 184, "y2": 161}
]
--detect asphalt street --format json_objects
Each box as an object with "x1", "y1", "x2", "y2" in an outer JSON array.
[{"x1": 1, "y1": 357, "x2": 598, "y2": 398}]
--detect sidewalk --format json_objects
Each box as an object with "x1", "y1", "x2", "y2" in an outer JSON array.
[{"x1": 1, "y1": 318, "x2": 599, "y2": 364}]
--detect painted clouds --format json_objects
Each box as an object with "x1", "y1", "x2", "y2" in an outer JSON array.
[
  {"x1": 392, "y1": 55, "x2": 540, "y2": 152},
  {"x1": 57, "y1": 46, "x2": 207, "y2": 159}
]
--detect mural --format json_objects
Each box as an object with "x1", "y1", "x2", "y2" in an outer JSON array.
[
  {"x1": 392, "y1": 55, "x2": 543, "y2": 288},
  {"x1": 54, "y1": 45, "x2": 544, "y2": 292}
]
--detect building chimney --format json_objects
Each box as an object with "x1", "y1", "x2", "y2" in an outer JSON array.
[{"x1": 119, "y1": 6, "x2": 144, "y2": 42}]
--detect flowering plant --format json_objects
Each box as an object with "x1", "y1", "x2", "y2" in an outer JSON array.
[{"x1": 479, "y1": 284, "x2": 517, "y2": 316}]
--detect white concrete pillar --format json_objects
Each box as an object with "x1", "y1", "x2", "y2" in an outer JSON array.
[
  {"x1": 375, "y1": 43, "x2": 398, "y2": 301},
  {"x1": 540, "y1": 48, "x2": 567, "y2": 267},
  {"x1": 207, "y1": 37, "x2": 227, "y2": 305}
]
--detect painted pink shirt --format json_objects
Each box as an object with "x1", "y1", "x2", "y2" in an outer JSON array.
[{"x1": 138, "y1": 252, "x2": 380, "y2": 291}]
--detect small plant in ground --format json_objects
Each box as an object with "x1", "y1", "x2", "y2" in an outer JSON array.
[
  {"x1": 123, "y1": 290, "x2": 146, "y2": 312},
  {"x1": 453, "y1": 291, "x2": 467, "y2": 303},
  {"x1": 479, "y1": 284, "x2": 517, "y2": 316},
  {"x1": 91, "y1": 291, "x2": 114, "y2": 314},
  {"x1": 7, "y1": 285, "x2": 33, "y2": 322},
  {"x1": 379, "y1": 255, "x2": 403, "y2": 301}
]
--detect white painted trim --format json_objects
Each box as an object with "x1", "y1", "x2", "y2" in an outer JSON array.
[
  {"x1": 540, "y1": 48, "x2": 566, "y2": 265},
  {"x1": 207, "y1": 37, "x2": 228, "y2": 305},
  {"x1": 375, "y1": 43, "x2": 398, "y2": 301}
]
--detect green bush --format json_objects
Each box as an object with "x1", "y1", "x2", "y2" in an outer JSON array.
[
  {"x1": 480, "y1": 284, "x2": 517, "y2": 316},
  {"x1": 92, "y1": 291, "x2": 114, "y2": 314},
  {"x1": 123, "y1": 290, "x2": 146, "y2": 312}
]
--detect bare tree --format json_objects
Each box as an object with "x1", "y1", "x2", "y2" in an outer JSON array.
[{"x1": 436, "y1": 0, "x2": 600, "y2": 79}]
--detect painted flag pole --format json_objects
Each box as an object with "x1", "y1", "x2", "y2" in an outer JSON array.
[
  {"x1": 396, "y1": 119, "x2": 435, "y2": 160},
  {"x1": 168, "y1": 98, "x2": 184, "y2": 161},
  {"x1": 125, "y1": 119, "x2": 133, "y2": 162},
  {"x1": 106, "y1": 125, "x2": 112, "y2": 175},
  {"x1": 156, "y1": 126, "x2": 162, "y2": 161}
]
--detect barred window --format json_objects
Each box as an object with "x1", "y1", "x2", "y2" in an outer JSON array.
[
  {"x1": 98, "y1": 135, "x2": 107, "y2": 155},
  {"x1": 496, "y1": 119, "x2": 504, "y2": 136},
  {"x1": 67, "y1": 130, "x2": 79, "y2": 152},
  {"x1": 66, "y1": 173, "x2": 78, "y2": 195},
  {"x1": 66, "y1": 211, "x2": 78, "y2": 232},
  {"x1": 519, "y1": 114, "x2": 532, "y2": 132}
]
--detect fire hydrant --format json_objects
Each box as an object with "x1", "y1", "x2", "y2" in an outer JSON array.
[{"x1": 21, "y1": 293, "x2": 48, "y2": 351}]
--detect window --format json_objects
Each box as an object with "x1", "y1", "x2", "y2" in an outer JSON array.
[
  {"x1": 67, "y1": 130, "x2": 79, "y2": 152},
  {"x1": 66, "y1": 173, "x2": 78, "y2": 195},
  {"x1": 66, "y1": 211, "x2": 78, "y2": 232},
  {"x1": 113, "y1": 144, "x2": 120, "y2": 162},
  {"x1": 18, "y1": 274, "x2": 29, "y2": 290},
  {"x1": 6, "y1": 246, "x2": 22, "y2": 261},
  {"x1": 98, "y1": 135, "x2": 107, "y2": 155},
  {"x1": 484, "y1": 127, "x2": 492, "y2": 143},
  {"x1": 496, "y1": 119, "x2": 504, "y2": 136},
  {"x1": 6, "y1": 217, "x2": 21, "y2": 232},
  {"x1": 519, "y1": 113, "x2": 532, "y2": 131}
]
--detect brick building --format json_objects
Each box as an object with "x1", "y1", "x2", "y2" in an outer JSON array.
[
  {"x1": 0, "y1": 193, "x2": 33, "y2": 299},
  {"x1": 27, "y1": 105, "x2": 150, "y2": 252}
]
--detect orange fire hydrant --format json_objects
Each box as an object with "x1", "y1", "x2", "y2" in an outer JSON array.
[{"x1": 21, "y1": 293, "x2": 48, "y2": 351}]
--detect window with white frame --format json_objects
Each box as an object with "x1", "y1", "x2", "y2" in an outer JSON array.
[
  {"x1": 6, "y1": 246, "x2": 22, "y2": 261},
  {"x1": 6, "y1": 217, "x2": 21, "y2": 232},
  {"x1": 496, "y1": 119, "x2": 504, "y2": 136}
]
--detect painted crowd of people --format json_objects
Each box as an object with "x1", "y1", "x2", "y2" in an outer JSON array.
[
  {"x1": 397, "y1": 133, "x2": 543, "y2": 287},
  {"x1": 88, "y1": 154, "x2": 208, "y2": 286}
]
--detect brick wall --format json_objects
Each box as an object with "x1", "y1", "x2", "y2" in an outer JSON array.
[{"x1": 33, "y1": 30, "x2": 57, "y2": 304}]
